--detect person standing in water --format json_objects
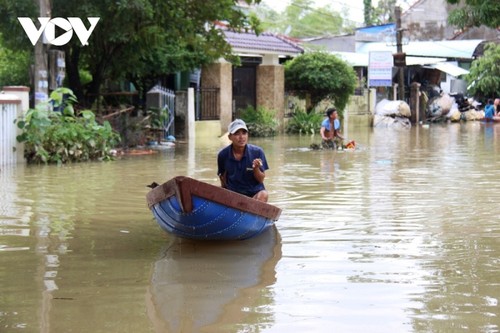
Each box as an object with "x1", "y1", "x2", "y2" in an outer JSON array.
[{"x1": 320, "y1": 107, "x2": 344, "y2": 149}]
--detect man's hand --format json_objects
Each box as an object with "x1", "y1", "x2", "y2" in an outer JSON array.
[
  {"x1": 252, "y1": 158, "x2": 263, "y2": 169},
  {"x1": 219, "y1": 173, "x2": 227, "y2": 188}
]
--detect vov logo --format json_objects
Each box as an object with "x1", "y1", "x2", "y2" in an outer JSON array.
[{"x1": 18, "y1": 17, "x2": 100, "y2": 46}]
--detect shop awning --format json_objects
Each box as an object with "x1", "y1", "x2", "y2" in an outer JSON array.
[
  {"x1": 430, "y1": 62, "x2": 470, "y2": 77},
  {"x1": 331, "y1": 52, "x2": 447, "y2": 67},
  {"x1": 356, "y1": 40, "x2": 484, "y2": 59}
]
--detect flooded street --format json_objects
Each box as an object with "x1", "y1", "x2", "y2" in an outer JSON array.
[{"x1": 1, "y1": 121, "x2": 500, "y2": 332}]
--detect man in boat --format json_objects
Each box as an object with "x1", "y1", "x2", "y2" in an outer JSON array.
[
  {"x1": 320, "y1": 107, "x2": 344, "y2": 149},
  {"x1": 217, "y1": 119, "x2": 269, "y2": 202}
]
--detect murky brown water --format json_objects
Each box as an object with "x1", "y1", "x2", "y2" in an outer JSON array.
[{"x1": 1, "y1": 121, "x2": 500, "y2": 333}]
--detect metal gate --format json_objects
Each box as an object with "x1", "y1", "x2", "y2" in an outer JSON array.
[
  {"x1": 146, "y1": 85, "x2": 175, "y2": 138},
  {"x1": 196, "y1": 87, "x2": 220, "y2": 120}
]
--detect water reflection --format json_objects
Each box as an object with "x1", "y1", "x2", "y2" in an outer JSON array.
[
  {"x1": 147, "y1": 226, "x2": 282, "y2": 332},
  {"x1": 0, "y1": 164, "x2": 31, "y2": 243},
  {"x1": 1, "y1": 122, "x2": 500, "y2": 332}
]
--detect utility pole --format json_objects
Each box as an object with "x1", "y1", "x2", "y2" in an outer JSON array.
[
  {"x1": 395, "y1": 6, "x2": 405, "y2": 101},
  {"x1": 33, "y1": 0, "x2": 51, "y2": 106}
]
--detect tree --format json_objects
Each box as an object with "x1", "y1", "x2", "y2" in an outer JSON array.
[
  {"x1": 0, "y1": 0, "x2": 262, "y2": 106},
  {"x1": 253, "y1": 0, "x2": 344, "y2": 37},
  {"x1": 251, "y1": 2, "x2": 287, "y2": 34},
  {"x1": 0, "y1": 34, "x2": 31, "y2": 87},
  {"x1": 364, "y1": 0, "x2": 373, "y2": 26},
  {"x1": 465, "y1": 42, "x2": 500, "y2": 99},
  {"x1": 284, "y1": 51, "x2": 357, "y2": 113},
  {"x1": 446, "y1": 0, "x2": 500, "y2": 29},
  {"x1": 363, "y1": 0, "x2": 397, "y2": 26},
  {"x1": 372, "y1": 0, "x2": 397, "y2": 24}
]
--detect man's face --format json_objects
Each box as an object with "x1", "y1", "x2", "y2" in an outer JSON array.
[{"x1": 229, "y1": 129, "x2": 248, "y2": 148}]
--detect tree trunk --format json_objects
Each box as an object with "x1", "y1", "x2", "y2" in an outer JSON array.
[{"x1": 65, "y1": 46, "x2": 84, "y2": 103}]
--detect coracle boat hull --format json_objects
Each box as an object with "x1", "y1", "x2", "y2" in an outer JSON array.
[{"x1": 146, "y1": 176, "x2": 282, "y2": 240}]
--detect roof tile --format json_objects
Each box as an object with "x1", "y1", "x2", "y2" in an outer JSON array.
[{"x1": 224, "y1": 30, "x2": 303, "y2": 55}]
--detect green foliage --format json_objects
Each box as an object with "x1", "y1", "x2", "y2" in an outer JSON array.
[
  {"x1": 78, "y1": 69, "x2": 93, "y2": 87},
  {"x1": 16, "y1": 88, "x2": 121, "y2": 164},
  {"x1": 0, "y1": 1, "x2": 38, "y2": 51},
  {"x1": 0, "y1": 34, "x2": 31, "y2": 87},
  {"x1": 283, "y1": 0, "x2": 343, "y2": 38},
  {"x1": 146, "y1": 107, "x2": 169, "y2": 129},
  {"x1": 446, "y1": 0, "x2": 500, "y2": 30},
  {"x1": 0, "y1": 0, "x2": 263, "y2": 105},
  {"x1": 145, "y1": 106, "x2": 170, "y2": 142},
  {"x1": 285, "y1": 51, "x2": 357, "y2": 113},
  {"x1": 370, "y1": 0, "x2": 397, "y2": 24},
  {"x1": 240, "y1": 105, "x2": 278, "y2": 137},
  {"x1": 363, "y1": 0, "x2": 397, "y2": 25},
  {"x1": 253, "y1": 0, "x2": 344, "y2": 37},
  {"x1": 466, "y1": 43, "x2": 500, "y2": 98},
  {"x1": 364, "y1": 0, "x2": 373, "y2": 26},
  {"x1": 286, "y1": 108, "x2": 323, "y2": 134}
]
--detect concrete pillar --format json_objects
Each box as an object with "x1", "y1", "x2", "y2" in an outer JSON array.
[
  {"x1": 410, "y1": 82, "x2": 422, "y2": 124},
  {"x1": 3, "y1": 86, "x2": 30, "y2": 113},
  {"x1": 187, "y1": 88, "x2": 196, "y2": 177},
  {"x1": 2, "y1": 86, "x2": 30, "y2": 163},
  {"x1": 256, "y1": 64, "x2": 285, "y2": 130},
  {"x1": 201, "y1": 60, "x2": 232, "y2": 136},
  {"x1": 187, "y1": 87, "x2": 195, "y2": 140},
  {"x1": 369, "y1": 88, "x2": 377, "y2": 114}
]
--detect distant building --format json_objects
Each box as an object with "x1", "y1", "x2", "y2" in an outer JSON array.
[
  {"x1": 298, "y1": 0, "x2": 498, "y2": 97},
  {"x1": 401, "y1": 0, "x2": 499, "y2": 41}
]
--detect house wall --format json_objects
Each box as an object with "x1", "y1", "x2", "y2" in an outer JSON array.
[
  {"x1": 453, "y1": 27, "x2": 499, "y2": 41},
  {"x1": 402, "y1": 0, "x2": 498, "y2": 41},
  {"x1": 256, "y1": 65, "x2": 285, "y2": 129},
  {"x1": 402, "y1": 0, "x2": 456, "y2": 41}
]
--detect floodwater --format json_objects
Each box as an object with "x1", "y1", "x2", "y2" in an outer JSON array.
[{"x1": 1, "y1": 121, "x2": 500, "y2": 333}]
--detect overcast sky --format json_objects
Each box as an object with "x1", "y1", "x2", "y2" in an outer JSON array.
[{"x1": 260, "y1": 0, "x2": 417, "y2": 26}]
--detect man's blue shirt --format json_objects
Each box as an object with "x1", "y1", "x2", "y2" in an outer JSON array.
[
  {"x1": 217, "y1": 144, "x2": 268, "y2": 196},
  {"x1": 321, "y1": 118, "x2": 340, "y2": 131},
  {"x1": 485, "y1": 104, "x2": 495, "y2": 119}
]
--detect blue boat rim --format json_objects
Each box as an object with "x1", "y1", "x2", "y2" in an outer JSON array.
[{"x1": 146, "y1": 176, "x2": 282, "y2": 221}]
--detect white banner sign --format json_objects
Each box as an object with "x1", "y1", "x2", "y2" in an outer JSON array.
[{"x1": 368, "y1": 51, "x2": 393, "y2": 87}]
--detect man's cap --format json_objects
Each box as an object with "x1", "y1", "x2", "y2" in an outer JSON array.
[{"x1": 228, "y1": 119, "x2": 248, "y2": 134}]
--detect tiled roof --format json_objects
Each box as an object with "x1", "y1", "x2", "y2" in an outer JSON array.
[{"x1": 223, "y1": 30, "x2": 304, "y2": 56}]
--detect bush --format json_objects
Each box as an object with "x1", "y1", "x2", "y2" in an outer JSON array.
[
  {"x1": 0, "y1": 40, "x2": 31, "y2": 87},
  {"x1": 286, "y1": 108, "x2": 323, "y2": 134},
  {"x1": 240, "y1": 105, "x2": 278, "y2": 137},
  {"x1": 16, "y1": 88, "x2": 121, "y2": 164},
  {"x1": 466, "y1": 43, "x2": 500, "y2": 99},
  {"x1": 285, "y1": 51, "x2": 357, "y2": 113}
]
